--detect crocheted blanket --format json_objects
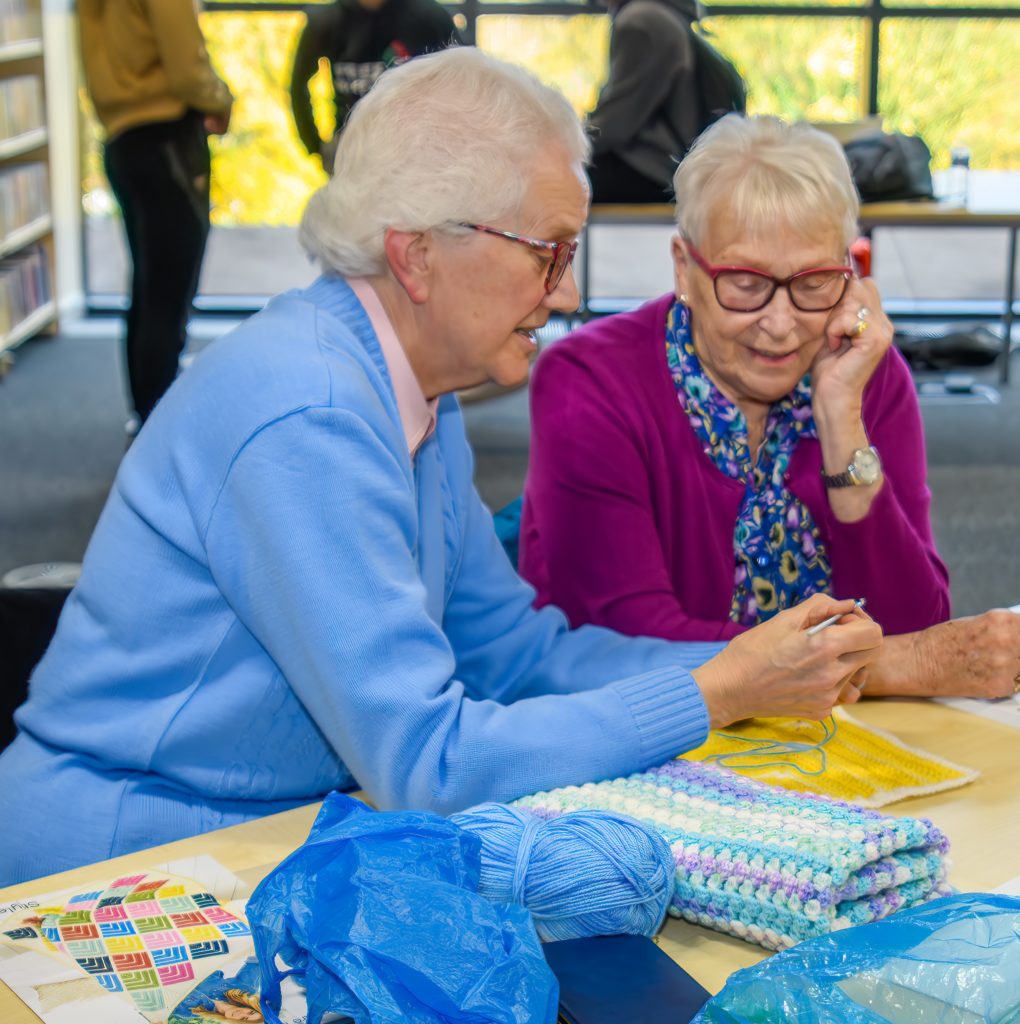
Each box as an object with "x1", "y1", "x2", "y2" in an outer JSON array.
[{"x1": 515, "y1": 760, "x2": 951, "y2": 951}]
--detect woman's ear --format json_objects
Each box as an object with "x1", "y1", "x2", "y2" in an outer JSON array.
[
  {"x1": 671, "y1": 234, "x2": 691, "y2": 301},
  {"x1": 383, "y1": 228, "x2": 432, "y2": 304}
]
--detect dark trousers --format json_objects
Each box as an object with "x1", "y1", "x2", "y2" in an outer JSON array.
[
  {"x1": 104, "y1": 112, "x2": 211, "y2": 422},
  {"x1": 588, "y1": 151, "x2": 673, "y2": 204}
]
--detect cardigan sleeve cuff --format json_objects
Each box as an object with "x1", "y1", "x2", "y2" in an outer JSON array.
[{"x1": 610, "y1": 662, "x2": 711, "y2": 766}]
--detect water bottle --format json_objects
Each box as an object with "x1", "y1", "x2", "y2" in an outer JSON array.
[{"x1": 946, "y1": 145, "x2": 970, "y2": 206}]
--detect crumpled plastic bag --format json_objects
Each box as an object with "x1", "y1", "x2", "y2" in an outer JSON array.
[
  {"x1": 693, "y1": 892, "x2": 1020, "y2": 1023},
  {"x1": 246, "y1": 792, "x2": 558, "y2": 1024}
]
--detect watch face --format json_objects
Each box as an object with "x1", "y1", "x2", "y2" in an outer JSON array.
[{"x1": 852, "y1": 447, "x2": 882, "y2": 485}]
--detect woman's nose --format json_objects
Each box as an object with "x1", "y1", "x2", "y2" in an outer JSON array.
[
  {"x1": 759, "y1": 283, "x2": 800, "y2": 332},
  {"x1": 545, "y1": 262, "x2": 580, "y2": 315}
]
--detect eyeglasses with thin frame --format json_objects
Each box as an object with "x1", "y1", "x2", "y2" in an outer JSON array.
[
  {"x1": 685, "y1": 239, "x2": 854, "y2": 313},
  {"x1": 460, "y1": 223, "x2": 578, "y2": 294}
]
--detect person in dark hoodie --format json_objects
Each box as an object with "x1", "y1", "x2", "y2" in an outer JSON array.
[
  {"x1": 290, "y1": 0, "x2": 461, "y2": 174},
  {"x1": 588, "y1": 0, "x2": 701, "y2": 203}
]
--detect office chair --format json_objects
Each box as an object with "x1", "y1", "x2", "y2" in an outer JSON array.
[{"x1": 0, "y1": 586, "x2": 70, "y2": 752}]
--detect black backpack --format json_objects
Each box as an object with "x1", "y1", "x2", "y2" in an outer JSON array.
[
  {"x1": 843, "y1": 132, "x2": 935, "y2": 202},
  {"x1": 687, "y1": 28, "x2": 747, "y2": 147}
]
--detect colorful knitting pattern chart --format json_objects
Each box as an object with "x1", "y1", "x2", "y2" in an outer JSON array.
[{"x1": 0, "y1": 857, "x2": 254, "y2": 1024}]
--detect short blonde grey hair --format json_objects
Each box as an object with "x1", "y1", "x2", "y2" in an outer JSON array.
[
  {"x1": 300, "y1": 47, "x2": 590, "y2": 277},
  {"x1": 672, "y1": 114, "x2": 859, "y2": 250}
]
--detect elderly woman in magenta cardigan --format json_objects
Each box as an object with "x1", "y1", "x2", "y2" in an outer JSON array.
[{"x1": 521, "y1": 115, "x2": 1019, "y2": 699}]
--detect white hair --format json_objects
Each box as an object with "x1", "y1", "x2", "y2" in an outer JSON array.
[
  {"x1": 672, "y1": 114, "x2": 859, "y2": 250},
  {"x1": 299, "y1": 47, "x2": 590, "y2": 276}
]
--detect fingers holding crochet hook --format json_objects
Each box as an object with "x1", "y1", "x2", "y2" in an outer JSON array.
[
  {"x1": 806, "y1": 596, "x2": 867, "y2": 636},
  {"x1": 800, "y1": 596, "x2": 880, "y2": 704},
  {"x1": 807, "y1": 598, "x2": 872, "y2": 703},
  {"x1": 695, "y1": 594, "x2": 883, "y2": 727}
]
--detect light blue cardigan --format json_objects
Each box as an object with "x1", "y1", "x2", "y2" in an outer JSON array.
[{"x1": 0, "y1": 276, "x2": 720, "y2": 884}]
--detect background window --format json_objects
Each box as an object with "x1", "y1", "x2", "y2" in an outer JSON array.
[
  {"x1": 475, "y1": 15, "x2": 609, "y2": 115},
  {"x1": 702, "y1": 16, "x2": 866, "y2": 122},
  {"x1": 878, "y1": 18, "x2": 1020, "y2": 170},
  {"x1": 79, "y1": 1, "x2": 1019, "y2": 311}
]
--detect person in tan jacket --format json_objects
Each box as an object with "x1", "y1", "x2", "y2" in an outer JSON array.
[{"x1": 79, "y1": 0, "x2": 233, "y2": 429}]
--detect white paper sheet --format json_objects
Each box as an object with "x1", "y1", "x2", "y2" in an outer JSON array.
[
  {"x1": 0, "y1": 855, "x2": 254, "y2": 1024},
  {"x1": 933, "y1": 693, "x2": 1020, "y2": 729}
]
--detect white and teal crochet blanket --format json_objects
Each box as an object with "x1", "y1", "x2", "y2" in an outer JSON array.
[{"x1": 516, "y1": 759, "x2": 951, "y2": 951}]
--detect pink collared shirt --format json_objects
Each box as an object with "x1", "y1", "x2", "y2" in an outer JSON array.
[{"x1": 349, "y1": 278, "x2": 437, "y2": 457}]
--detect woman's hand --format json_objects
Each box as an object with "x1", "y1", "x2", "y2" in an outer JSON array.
[
  {"x1": 810, "y1": 277, "x2": 894, "y2": 523},
  {"x1": 812, "y1": 276, "x2": 894, "y2": 418},
  {"x1": 692, "y1": 594, "x2": 883, "y2": 728},
  {"x1": 204, "y1": 102, "x2": 232, "y2": 136},
  {"x1": 868, "y1": 610, "x2": 1020, "y2": 699}
]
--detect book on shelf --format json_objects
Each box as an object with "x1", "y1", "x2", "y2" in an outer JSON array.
[
  {"x1": 0, "y1": 73, "x2": 43, "y2": 140},
  {"x1": 0, "y1": 0, "x2": 42, "y2": 46},
  {"x1": 0, "y1": 242, "x2": 50, "y2": 334},
  {"x1": 0, "y1": 160, "x2": 47, "y2": 236}
]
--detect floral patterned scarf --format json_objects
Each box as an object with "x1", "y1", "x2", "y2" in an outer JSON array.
[{"x1": 664, "y1": 301, "x2": 831, "y2": 625}]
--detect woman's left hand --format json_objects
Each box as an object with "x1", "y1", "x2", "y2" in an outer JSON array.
[
  {"x1": 909, "y1": 610, "x2": 1020, "y2": 699},
  {"x1": 811, "y1": 276, "x2": 894, "y2": 416},
  {"x1": 866, "y1": 610, "x2": 1020, "y2": 699}
]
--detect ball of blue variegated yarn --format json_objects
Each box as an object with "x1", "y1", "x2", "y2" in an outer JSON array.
[{"x1": 450, "y1": 803, "x2": 675, "y2": 942}]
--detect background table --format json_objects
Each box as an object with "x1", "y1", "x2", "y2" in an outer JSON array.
[
  {"x1": 2, "y1": 698, "x2": 1018, "y2": 1022},
  {"x1": 579, "y1": 189, "x2": 1020, "y2": 384},
  {"x1": 857, "y1": 198, "x2": 1020, "y2": 384}
]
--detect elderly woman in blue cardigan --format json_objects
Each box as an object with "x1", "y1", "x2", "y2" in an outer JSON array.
[{"x1": 0, "y1": 50, "x2": 881, "y2": 885}]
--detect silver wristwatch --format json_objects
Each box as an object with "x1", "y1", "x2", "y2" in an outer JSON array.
[{"x1": 822, "y1": 445, "x2": 883, "y2": 489}]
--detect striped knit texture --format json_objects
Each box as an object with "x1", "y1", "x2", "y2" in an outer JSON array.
[{"x1": 515, "y1": 759, "x2": 951, "y2": 951}]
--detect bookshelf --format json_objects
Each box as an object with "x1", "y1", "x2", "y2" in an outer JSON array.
[{"x1": 0, "y1": 0, "x2": 55, "y2": 358}]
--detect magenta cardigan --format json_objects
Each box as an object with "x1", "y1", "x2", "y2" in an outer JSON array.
[{"x1": 520, "y1": 294, "x2": 951, "y2": 641}]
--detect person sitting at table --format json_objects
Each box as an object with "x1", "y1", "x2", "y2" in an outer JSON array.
[
  {"x1": 0, "y1": 53, "x2": 882, "y2": 886},
  {"x1": 520, "y1": 113, "x2": 1020, "y2": 701}
]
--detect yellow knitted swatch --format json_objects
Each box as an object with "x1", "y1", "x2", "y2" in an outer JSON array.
[{"x1": 682, "y1": 707, "x2": 978, "y2": 807}]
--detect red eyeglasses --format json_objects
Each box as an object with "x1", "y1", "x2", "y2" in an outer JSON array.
[
  {"x1": 686, "y1": 240, "x2": 854, "y2": 313},
  {"x1": 461, "y1": 223, "x2": 578, "y2": 294}
]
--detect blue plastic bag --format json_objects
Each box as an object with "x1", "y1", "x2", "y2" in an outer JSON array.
[
  {"x1": 246, "y1": 792, "x2": 558, "y2": 1024},
  {"x1": 694, "y1": 892, "x2": 1020, "y2": 1023}
]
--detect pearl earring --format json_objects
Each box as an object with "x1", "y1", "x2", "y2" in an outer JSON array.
[{"x1": 679, "y1": 293, "x2": 690, "y2": 304}]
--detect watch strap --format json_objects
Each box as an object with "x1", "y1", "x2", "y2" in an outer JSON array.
[{"x1": 822, "y1": 468, "x2": 855, "y2": 489}]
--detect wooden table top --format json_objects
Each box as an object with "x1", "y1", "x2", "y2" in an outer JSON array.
[
  {"x1": 2, "y1": 698, "x2": 1017, "y2": 1021},
  {"x1": 857, "y1": 198, "x2": 1020, "y2": 228}
]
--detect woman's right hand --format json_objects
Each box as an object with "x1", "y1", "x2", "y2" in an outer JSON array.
[
  {"x1": 692, "y1": 594, "x2": 883, "y2": 728},
  {"x1": 204, "y1": 102, "x2": 232, "y2": 136}
]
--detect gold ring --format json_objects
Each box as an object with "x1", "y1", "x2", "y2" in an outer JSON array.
[{"x1": 852, "y1": 319, "x2": 869, "y2": 336}]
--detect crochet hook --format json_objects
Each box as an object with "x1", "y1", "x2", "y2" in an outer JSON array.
[{"x1": 806, "y1": 597, "x2": 867, "y2": 636}]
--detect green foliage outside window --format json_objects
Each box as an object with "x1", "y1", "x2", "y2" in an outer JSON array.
[
  {"x1": 203, "y1": 13, "x2": 330, "y2": 225},
  {"x1": 476, "y1": 15, "x2": 609, "y2": 115},
  {"x1": 700, "y1": 17, "x2": 864, "y2": 122},
  {"x1": 878, "y1": 19, "x2": 1020, "y2": 170}
]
